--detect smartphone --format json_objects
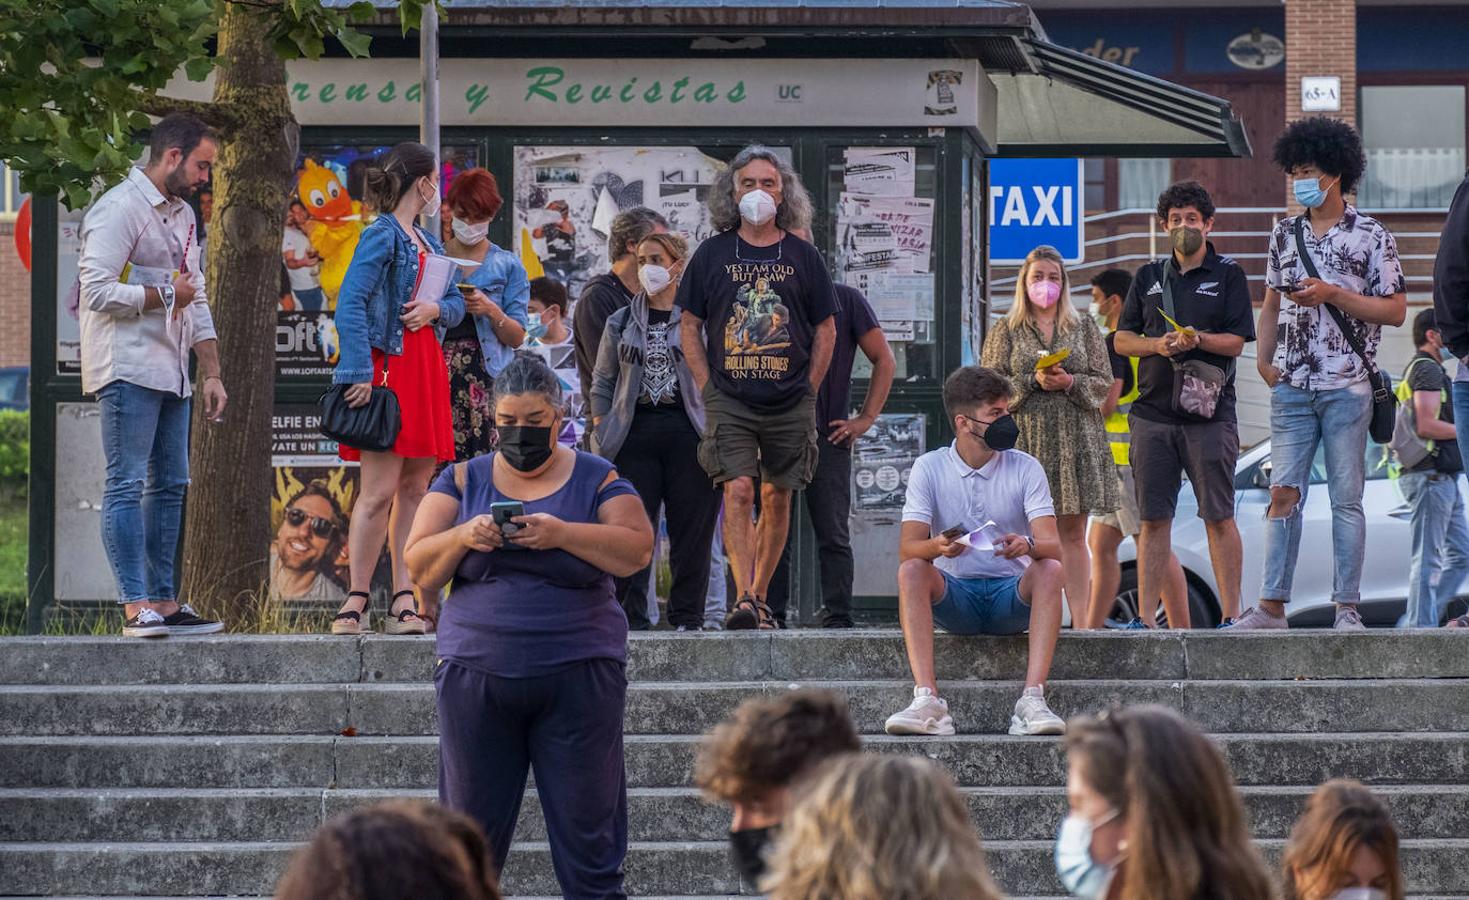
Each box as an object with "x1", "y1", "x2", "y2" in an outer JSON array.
[
  {"x1": 1281, "y1": 282, "x2": 1302, "y2": 295},
  {"x1": 490, "y1": 501, "x2": 525, "y2": 546},
  {"x1": 456, "y1": 282, "x2": 477, "y2": 293},
  {"x1": 940, "y1": 524, "x2": 966, "y2": 540}
]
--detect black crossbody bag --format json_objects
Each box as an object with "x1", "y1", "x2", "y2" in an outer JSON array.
[
  {"x1": 1159, "y1": 264, "x2": 1230, "y2": 420},
  {"x1": 318, "y1": 355, "x2": 402, "y2": 453},
  {"x1": 1292, "y1": 216, "x2": 1396, "y2": 444}
]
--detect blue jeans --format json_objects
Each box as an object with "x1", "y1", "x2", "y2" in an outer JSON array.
[
  {"x1": 1453, "y1": 382, "x2": 1469, "y2": 457},
  {"x1": 1261, "y1": 381, "x2": 1371, "y2": 605},
  {"x1": 98, "y1": 382, "x2": 191, "y2": 604},
  {"x1": 291, "y1": 286, "x2": 325, "y2": 312},
  {"x1": 1399, "y1": 471, "x2": 1469, "y2": 628}
]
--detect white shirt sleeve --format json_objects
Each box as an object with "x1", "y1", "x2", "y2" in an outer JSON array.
[
  {"x1": 1021, "y1": 456, "x2": 1056, "y2": 522},
  {"x1": 184, "y1": 211, "x2": 217, "y2": 344},
  {"x1": 78, "y1": 201, "x2": 148, "y2": 318},
  {"x1": 901, "y1": 453, "x2": 936, "y2": 527}
]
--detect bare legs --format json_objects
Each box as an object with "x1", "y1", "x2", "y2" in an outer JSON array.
[
  {"x1": 721, "y1": 476, "x2": 794, "y2": 601},
  {"x1": 341, "y1": 451, "x2": 437, "y2": 618}
]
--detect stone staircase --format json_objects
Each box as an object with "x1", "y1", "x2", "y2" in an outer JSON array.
[{"x1": 1, "y1": 631, "x2": 1467, "y2": 898}]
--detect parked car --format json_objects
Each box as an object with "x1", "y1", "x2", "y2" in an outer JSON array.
[
  {"x1": 0, "y1": 366, "x2": 28, "y2": 411},
  {"x1": 1110, "y1": 439, "x2": 1469, "y2": 628}
]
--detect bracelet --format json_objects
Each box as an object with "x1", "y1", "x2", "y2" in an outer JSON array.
[
  {"x1": 203, "y1": 375, "x2": 222, "y2": 384},
  {"x1": 492, "y1": 317, "x2": 506, "y2": 329}
]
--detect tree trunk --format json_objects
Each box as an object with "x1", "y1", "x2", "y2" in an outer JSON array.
[{"x1": 178, "y1": 3, "x2": 298, "y2": 616}]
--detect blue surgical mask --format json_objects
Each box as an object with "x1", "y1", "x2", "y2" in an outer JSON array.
[
  {"x1": 1293, "y1": 175, "x2": 1338, "y2": 209},
  {"x1": 1330, "y1": 890, "x2": 1388, "y2": 900},
  {"x1": 1055, "y1": 811, "x2": 1118, "y2": 898}
]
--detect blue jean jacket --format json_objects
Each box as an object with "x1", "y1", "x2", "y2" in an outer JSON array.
[
  {"x1": 435, "y1": 242, "x2": 529, "y2": 378},
  {"x1": 332, "y1": 214, "x2": 466, "y2": 385}
]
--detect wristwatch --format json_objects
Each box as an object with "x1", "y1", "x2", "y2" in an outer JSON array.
[
  {"x1": 159, "y1": 283, "x2": 176, "y2": 314},
  {"x1": 1025, "y1": 535, "x2": 1036, "y2": 555}
]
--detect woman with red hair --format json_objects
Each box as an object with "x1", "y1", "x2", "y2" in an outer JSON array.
[{"x1": 441, "y1": 167, "x2": 529, "y2": 462}]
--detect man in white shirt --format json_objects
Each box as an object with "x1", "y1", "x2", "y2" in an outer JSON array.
[
  {"x1": 282, "y1": 200, "x2": 324, "y2": 311},
  {"x1": 885, "y1": 366, "x2": 1067, "y2": 737},
  {"x1": 77, "y1": 113, "x2": 229, "y2": 638}
]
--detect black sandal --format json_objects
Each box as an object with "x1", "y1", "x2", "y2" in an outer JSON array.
[
  {"x1": 385, "y1": 589, "x2": 427, "y2": 636},
  {"x1": 724, "y1": 595, "x2": 777, "y2": 631},
  {"x1": 331, "y1": 591, "x2": 371, "y2": 636}
]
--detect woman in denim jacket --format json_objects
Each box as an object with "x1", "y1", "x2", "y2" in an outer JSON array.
[
  {"x1": 590, "y1": 233, "x2": 721, "y2": 630},
  {"x1": 439, "y1": 167, "x2": 528, "y2": 462},
  {"x1": 330, "y1": 142, "x2": 465, "y2": 636}
]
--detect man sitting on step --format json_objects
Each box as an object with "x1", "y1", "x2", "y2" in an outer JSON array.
[
  {"x1": 885, "y1": 365, "x2": 1067, "y2": 738},
  {"x1": 695, "y1": 688, "x2": 860, "y2": 887}
]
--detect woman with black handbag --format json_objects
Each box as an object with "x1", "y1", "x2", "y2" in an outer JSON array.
[{"x1": 326, "y1": 142, "x2": 465, "y2": 635}]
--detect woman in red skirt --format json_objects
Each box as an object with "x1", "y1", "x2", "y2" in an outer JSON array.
[{"x1": 329, "y1": 142, "x2": 465, "y2": 635}]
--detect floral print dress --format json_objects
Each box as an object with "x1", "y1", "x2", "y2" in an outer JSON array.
[
  {"x1": 981, "y1": 314, "x2": 1118, "y2": 517},
  {"x1": 441, "y1": 330, "x2": 497, "y2": 462}
]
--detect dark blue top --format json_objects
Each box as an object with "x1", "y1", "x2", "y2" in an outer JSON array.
[{"x1": 429, "y1": 450, "x2": 638, "y2": 678}]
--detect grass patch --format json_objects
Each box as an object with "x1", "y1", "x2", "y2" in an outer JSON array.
[{"x1": 0, "y1": 491, "x2": 27, "y2": 635}]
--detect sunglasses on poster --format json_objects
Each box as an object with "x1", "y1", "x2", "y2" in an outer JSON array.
[{"x1": 285, "y1": 506, "x2": 339, "y2": 539}]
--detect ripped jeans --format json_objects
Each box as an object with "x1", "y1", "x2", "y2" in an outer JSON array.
[
  {"x1": 1260, "y1": 380, "x2": 1371, "y2": 606},
  {"x1": 98, "y1": 381, "x2": 191, "y2": 604}
]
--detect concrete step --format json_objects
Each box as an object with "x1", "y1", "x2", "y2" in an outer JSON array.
[
  {"x1": 5, "y1": 838, "x2": 1469, "y2": 896},
  {"x1": 6, "y1": 732, "x2": 1466, "y2": 791},
  {"x1": 5, "y1": 631, "x2": 1469, "y2": 686},
  {"x1": 6, "y1": 784, "x2": 1468, "y2": 844},
  {"x1": 5, "y1": 677, "x2": 1467, "y2": 737}
]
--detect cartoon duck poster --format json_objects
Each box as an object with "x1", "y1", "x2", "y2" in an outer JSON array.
[{"x1": 297, "y1": 159, "x2": 363, "y2": 308}]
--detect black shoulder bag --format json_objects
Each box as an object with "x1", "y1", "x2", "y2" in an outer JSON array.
[
  {"x1": 1159, "y1": 263, "x2": 1230, "y2": 420},
  {"x1": 318, "y1": 355, "x2": 402, "y2": 453},
  {"x1": 1292, "y1": 216, "x2": 1397, "y2": 444}
]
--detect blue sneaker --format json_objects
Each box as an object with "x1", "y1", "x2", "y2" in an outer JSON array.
[
  {"x1": 1216, "y1": 617, "x2": 1236, "y2": 629},
  {"x1": 1122, "y1": 617, "x2": 1153, "y2": 630}
]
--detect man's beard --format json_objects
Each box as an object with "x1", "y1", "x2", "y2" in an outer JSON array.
[{"x1": 165, "y1": 166, "x2": 197, "y2": 200}]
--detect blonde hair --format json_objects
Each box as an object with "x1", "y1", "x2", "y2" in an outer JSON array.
[
  {"x1": 763, "y1": 754, "x2": 1002, "y2": 900},
  {"x1": 1283, "y1": 780, "x2": 1404, "y2": 900},
  {"x1": 1007, "y1": 245, "x2": 1078, "y2": 334},
  {"x1": 637, "y1": 231, "x2": 689, "y2": 263},
  {"x1": 1065, "y1": 706, "x2": 1276, "y2": 900}
]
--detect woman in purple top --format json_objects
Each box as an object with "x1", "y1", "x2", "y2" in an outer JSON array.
[{"x1": 406, "y1": 352, "x2": 653, "y2": 900}]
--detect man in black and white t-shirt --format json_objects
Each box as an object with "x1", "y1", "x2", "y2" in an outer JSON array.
[{"x1": 679, "y1": 145, "x2": 836, "y2": 630}]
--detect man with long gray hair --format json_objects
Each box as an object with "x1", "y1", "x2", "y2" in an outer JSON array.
[{"x1": 678, "y1": 145, "x2": 837, "y2": 629}]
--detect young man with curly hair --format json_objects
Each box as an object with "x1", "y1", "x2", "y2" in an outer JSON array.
[
  {"x1": 694, "y1": 689, "x2": 860, "y2": 886},
  {"x1": 1230, "y1": 117, "x2": 1407, "y2": 632}
]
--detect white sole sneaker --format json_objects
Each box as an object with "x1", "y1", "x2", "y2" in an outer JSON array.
[
  {"x1": 1009, "y1": 714, "x2": 1067, "y2": 736},
  {"x1": 166, "y1": 621, "x2": 224, "y2": 636},
  {"x1": 122, "y1": 623, "x2": 169, "y2": 638},
  {"x1": 884, "y1": 712, "x2": 956, "y2": 736}
]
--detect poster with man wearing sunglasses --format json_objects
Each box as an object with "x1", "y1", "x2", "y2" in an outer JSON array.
[{"x1": 270, "y1": 407, "x2": 357, "y2": 607}]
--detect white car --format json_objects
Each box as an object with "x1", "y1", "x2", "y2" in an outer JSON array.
[{"x1": 1112, "y1": 439, "x2": 1469, "y2": 627}]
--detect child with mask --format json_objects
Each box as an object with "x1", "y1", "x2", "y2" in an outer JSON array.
[
  {"x1": 521, "y1": 277, "x2": 584, "y2": 447},
  {"x1": 1058, "y1": 705, "x2": 1275, "y2": 900},
  {"x1": 589, "y1": 232, "x2": 721, "y2": 631},
  {"x1": 884, "y1": 365, "x2": 1068, "y2": 737},
  {"x1": 694, "y1": 689, "x2": 860, "y2": 890},
  {"x1": 981, "y1": 245, "x2": 1117, "y2": 628}
]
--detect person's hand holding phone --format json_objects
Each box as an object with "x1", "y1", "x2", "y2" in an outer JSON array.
[
  {"x1": 459, "y1": 284, "x2": 501, "y2": 319},
  {"x1": 510, "y1": 512, "x2": 567, "y2": 550},
  {"x1": 460, "y1": 514, "x2": 504, "y2": 552}
]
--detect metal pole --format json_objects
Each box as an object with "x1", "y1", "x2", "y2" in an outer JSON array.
[{"x1": 420, "y1": 2, "x2": 440, "y2": 237}]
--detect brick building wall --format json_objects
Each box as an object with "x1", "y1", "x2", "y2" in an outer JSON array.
[
  {"x1": 0, "y1": 221, "x2": 31, "y2": 368},
  {"x1": 1284, "y1": 0, "x2": 1358, "y2": 208}
]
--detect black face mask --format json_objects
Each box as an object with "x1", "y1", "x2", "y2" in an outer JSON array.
[
  {"x1": 964, "y1": 414, "x2": 1019, "y2": 452},
  {"x1": 729, "y1": 826, "x2": 776, "y2": 884},
  {"x1": 497, "y1": 425, "x2": 555, "y2": 472}
]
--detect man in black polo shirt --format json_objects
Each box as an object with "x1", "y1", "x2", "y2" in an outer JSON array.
[{"x1": 1115, "y1": 181, "x2": 1254, "y2": 628}]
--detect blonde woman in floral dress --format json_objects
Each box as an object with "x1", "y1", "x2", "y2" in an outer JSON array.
[{"x1": 981, "y1": 245, "x2": 1116, "y2": 627}]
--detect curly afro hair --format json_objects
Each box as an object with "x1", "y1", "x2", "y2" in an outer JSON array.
[
  {"x1": 1272, "y1": 117, "x2": 1366, "y2": 195},
  {"x1": 1155, "y1": 180, "x2": 1216, "y2": 223}
]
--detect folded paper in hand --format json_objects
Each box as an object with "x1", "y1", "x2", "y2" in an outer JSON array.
[
  {"x1": 414, "y1": 254, "x2": 480, "y2": 305},
  {"x1": 956, "y1": 520, "x2": 1005, "y2": 552},
  {"x1": 119, "y1": 261, "x2": 179, "y2": 287},
  {"x1": 1034, "y1": 348, "x2": 1070, "y2": 371}
]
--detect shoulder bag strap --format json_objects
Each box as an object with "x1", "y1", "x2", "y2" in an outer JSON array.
[
  {"x1": 1294, "y1": 216, "x2": 1377, "y2": 377},
  {"x1": 1158, "y1": 258, "x2": 1178, "y2": 324}
]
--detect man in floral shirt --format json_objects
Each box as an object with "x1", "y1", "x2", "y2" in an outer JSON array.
[{"x1": 1231, "y1": 117, "x2": 1407, "y2": 632}]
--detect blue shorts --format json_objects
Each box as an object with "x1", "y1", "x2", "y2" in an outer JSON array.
[{"x1": 932, "y1": 572, "x2": 1031, "y2": 635}]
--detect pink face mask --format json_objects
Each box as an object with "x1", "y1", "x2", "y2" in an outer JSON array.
[{"x1": 1028, "y1": 280, "x2": 1062, "y2": 309}]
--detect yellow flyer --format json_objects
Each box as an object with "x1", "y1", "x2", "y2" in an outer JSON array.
[
  {"x1": 1034, "y1": 348, "x2": 1070, "y2": 371},
  {"x1": 1157, "y1": 307, "x2": 1197, "y2": 336}
]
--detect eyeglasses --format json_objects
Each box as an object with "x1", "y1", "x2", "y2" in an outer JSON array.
[{"x1": 284, "y1": 506, "x2": 338, "y2": 539}]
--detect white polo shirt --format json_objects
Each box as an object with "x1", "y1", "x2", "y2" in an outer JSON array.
[{"x1": 901, "y1": 442, "x2": 1055, "y2": 580}]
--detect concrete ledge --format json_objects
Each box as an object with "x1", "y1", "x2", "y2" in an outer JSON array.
[
  {"x1": 6, "y1": 839, "x2": 1467, "y2": 896},
  {"x1": 4, "y1": 732, "x2": 1465, "y2": 791},
  {"x1": 7, "y1": 784, "x2": 1467, "y2": 844},
  {"x1": 5, "y1": 631, "x2": 1469, "y2": 686}
]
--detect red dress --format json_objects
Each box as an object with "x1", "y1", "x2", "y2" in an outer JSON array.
[{"x1": 339, "y1": 256, "x2": 456, "y2": 463}]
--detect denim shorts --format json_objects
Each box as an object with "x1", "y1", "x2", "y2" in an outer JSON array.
[{"x1": 931, "y1": 571, "x2": 1031, "y2": 635}]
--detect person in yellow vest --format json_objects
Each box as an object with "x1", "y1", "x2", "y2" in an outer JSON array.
[{"x1": 1085, "y1": 269, "x2": 1186, "y2": 629}]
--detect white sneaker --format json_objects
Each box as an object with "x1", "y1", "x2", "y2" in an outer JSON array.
[
  {"x1": 1334, "y1": 605, "x2": 1367, "y2": 631},
  {"x1": 1009, "y1": 687, "x2": 1066, "y2": 736},
  {"x1": 884, "y1": 686, "x2": 955, "y2": 736}
]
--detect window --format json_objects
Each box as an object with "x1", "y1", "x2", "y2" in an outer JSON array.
[
  {"x1": 1118, "y1": 158, "x2": 1171, "y2": 211},
  {"x1": 1360, "y1": 85, "x2": 1466, "y2": 209},
  {"x1": 1084, "y1": 158, "x2": 1106, "y2": 211}
]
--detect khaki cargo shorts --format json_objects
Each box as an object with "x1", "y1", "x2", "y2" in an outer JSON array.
[{"x1": 697, "y1": 384, "x2": 818, "y2": 491}]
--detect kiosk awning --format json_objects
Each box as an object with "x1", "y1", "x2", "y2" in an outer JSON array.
[{"x1": 987, "y1": 39, "x2": 1252, "y2": 159}]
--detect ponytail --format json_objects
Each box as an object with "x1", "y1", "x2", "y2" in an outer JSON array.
[{"x1": 363, "y1": 142, "x2": 436, "y2": 215}]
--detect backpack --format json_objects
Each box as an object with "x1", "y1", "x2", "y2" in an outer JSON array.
[{"x1": 1390, "y1": 356, "x2": 1441, "y2": 471}]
